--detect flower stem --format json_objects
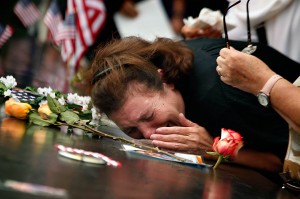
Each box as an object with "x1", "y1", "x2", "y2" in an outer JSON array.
[{"x1": 213, "y1": 156, "x2": 223, "y2": 169}]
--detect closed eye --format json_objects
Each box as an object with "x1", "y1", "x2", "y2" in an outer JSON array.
[{"x1": 140, "y1": 112, "x2": 154, "y2": 122}]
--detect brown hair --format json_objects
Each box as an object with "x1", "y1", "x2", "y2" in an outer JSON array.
[{"x1": 88, "y1": 36, "x2": 194, "y2": 115}]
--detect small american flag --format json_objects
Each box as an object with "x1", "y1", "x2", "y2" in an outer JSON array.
[
  {"x1": 56, "y1": 13, "x2": 76, "y2": 42},
  {"x1": 59, "y1": 0, "x2": 76, "y2": 65},
  {"x1": 0, "y1": 24, "x2": 14, "y2": 48},
  {"x1": 14, "y1": 0, "x2": 40, "y2": 27},
  {"x1": 11, "y1": 90, "x2": 41, "y2": 103},
  {"x1": 44, "y1": 0, "x2": 62, "y2": 44},
  {"x1": 60, "y1": 0, "x2": 106, "y2": 73}
]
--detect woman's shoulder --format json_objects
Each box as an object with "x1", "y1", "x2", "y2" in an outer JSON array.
[
  {"x1": 183, "y1": 38, "x2": 225, "y2": 50},
  {"x1": 182, "y1": 38, "x2": 249, "y2": 56}
]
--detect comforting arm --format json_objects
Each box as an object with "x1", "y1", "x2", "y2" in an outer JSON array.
[
  {"x1": 216, "y1": 47, "x2": 300, "y2": 132},
  {"x1": 269, "y1": 78, "x2": 300, "y2": 132}
]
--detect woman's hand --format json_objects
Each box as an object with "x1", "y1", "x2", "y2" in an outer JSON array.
[
  {"x1": 150, "y1": 113, "x2": 213, "y2": 154},
  {"x1": 216, "y1": 47, "x2": 275, "y2": 95}
]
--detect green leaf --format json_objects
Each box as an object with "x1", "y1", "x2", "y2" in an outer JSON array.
[
  {"x1": 67, "y1": 103, "x2": 82, "y2": 112},
  {"x1": 29, "y1": 112, "x2": 53, "y2": 127},
  {"x1": 59, "y1": 110, "x2": 80, "y2": 125},
  {"x1": 32, "y1": 97, "x2": 45, "y2": 107},
  {"x1": 24, "y1": 86, "x2": 38, "y2": 92},
  {"x1": 53, "y1": 90, "x2": 63, "y2": 98},
  {"x1": 78, "y1": 110, "x2": 92, "y2": 120},
  {"x1": 222, "y1": 155, "x2": 231, "y2": 162},
  {"x1": 47, "y1": 95, "x2": 66, "y2": 114},
  {"x1": 0, "y1": 82, "x2": 6, "y2": 90},
  {"x1": 47, "y1": 113, "x2": 59, "y2": 123},
  {"x1": 81, "y1": 110, "x2": 92, "y2": 115}
]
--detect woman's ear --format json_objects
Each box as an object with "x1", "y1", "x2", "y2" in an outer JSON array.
[{"x1": 158, "y1": 69, "x2": 174, "y2": 89}]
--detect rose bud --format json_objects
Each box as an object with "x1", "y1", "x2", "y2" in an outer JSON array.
[
  {"x1": 38, "y1": 104, "x2": 53, "y2": 120},
  {"x1": 212, "y1": 128, "x2": 244, "y2": 159},
  {"x1": 5, "y1": 98, "x2": 32, "y2": 120}
]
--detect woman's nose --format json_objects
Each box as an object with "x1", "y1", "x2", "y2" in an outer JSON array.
[{"x1": 138, "y1": 123, "x2": 156, "y2": 139}]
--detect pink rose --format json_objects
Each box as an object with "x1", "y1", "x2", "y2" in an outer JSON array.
[{"x1": 212, "y1": 128, "x2": 244, "y2": 160}]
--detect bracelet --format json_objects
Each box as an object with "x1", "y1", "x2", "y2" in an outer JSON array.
[
  {"x1": 257, "y1": 74, "x2": 283, "y2": 107},
  {"x1": 260, "y1": 74, "x2": 283, "y2": 95}
]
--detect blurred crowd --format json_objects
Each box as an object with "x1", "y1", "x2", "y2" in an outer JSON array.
[{"x1": 0, "y1": 0, "x2": 299, "y2": 95}]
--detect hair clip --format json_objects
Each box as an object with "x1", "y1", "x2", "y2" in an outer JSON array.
[
  {"x1": 91, "y1": 63, "x2": 129, "y2": 85},
  {"x1": 91, "y1": 67, "x2": 113, "y2": 85}
]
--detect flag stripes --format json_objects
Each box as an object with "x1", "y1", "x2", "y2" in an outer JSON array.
[
  {"x1": 0, "y1": 24, "x2": 14, "y2": 48},
  {"x1": 14, "y1": 0, "x2": 40, "y2": 27}
]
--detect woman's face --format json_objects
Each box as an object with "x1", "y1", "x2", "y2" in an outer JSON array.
[{"x1": 109, "y1": 83, "x2": 185, "y2": 139}]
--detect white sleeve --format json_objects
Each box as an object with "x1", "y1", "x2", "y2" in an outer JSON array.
[{"x1": 227, "y1": 0, "x2": 293, "y2": 27}]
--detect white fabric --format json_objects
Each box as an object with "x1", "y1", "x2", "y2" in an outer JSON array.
[
  {"x1": 265, "y1": 1, "x2": 300, "y2": 63},
  {"x1": 183, "y1": 8, "x2": 235, "y2": 31},
  {"x1": 226, "y1": 0, "x2": 300, "y2": 63},
  {"x1": 229, "y1": 0, "x2": 292, "y2": 25}
]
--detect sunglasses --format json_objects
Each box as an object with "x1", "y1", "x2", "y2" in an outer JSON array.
[{"x1": 223, "y1": 0, "x2": 257, "y2": 54}]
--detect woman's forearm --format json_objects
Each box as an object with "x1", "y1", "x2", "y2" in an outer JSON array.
[{"x1": 269, "y1": 78, "x2": 300, "y2": 132}]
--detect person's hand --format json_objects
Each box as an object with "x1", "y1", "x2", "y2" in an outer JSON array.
[
  {"x1": 216, "y1": 47, "x2": 276, "y2": 95},
  {"x1": 150, "y1": 113, "x2": 213, "y2": 154},
  {"x1": 171, "y1": 16, "x2": 184, "y2": 34},
  {"x1": 120, "y1": 0, "x2": 138, "y2": 18},
  {"x1": 181, "y1": 25, "x2": 222, "y2": 40}
]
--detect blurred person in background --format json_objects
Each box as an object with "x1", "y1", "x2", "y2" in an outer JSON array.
[
  {"x1": 0, "y1": 37, "x2": 34, "y2": 89},
  {"x1": 86, "y1": 0, "x2": 141, "y2": 60},
  {"x1": 161, "y1": 0, "x2": 228, "y2": 35},
  {"x1": 181, "y1": 0, "x2": 300, "y2": 63},
  {"x1": 0, "y1": 1, "x2": 38, "y2": 88}
]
